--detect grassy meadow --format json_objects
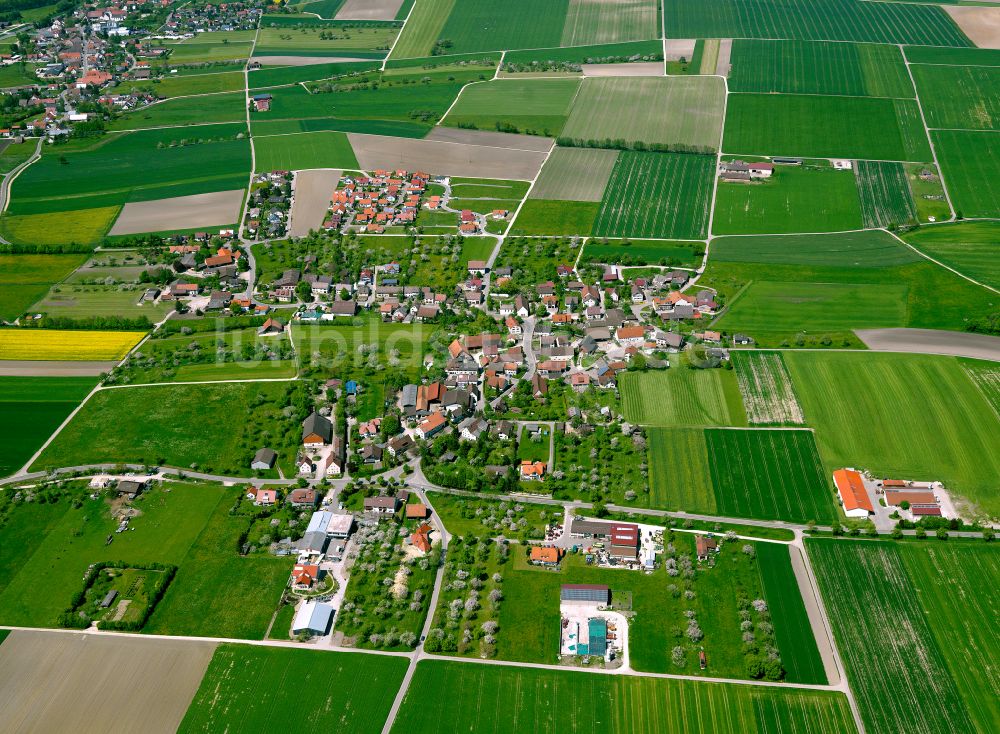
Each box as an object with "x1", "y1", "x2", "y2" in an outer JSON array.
[
  {"x1": 0, "y1": 254, "x2": 88, "y2": 322},
  {"x1": 620, "y1": 368, "x2": 747, "y2": 427},
  {"x1": 902, "y1": 221, "x2": 1000, "y2": 290}
]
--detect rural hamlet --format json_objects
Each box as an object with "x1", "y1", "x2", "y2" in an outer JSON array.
[{"x1": 0, "y1": 0, "x2": 997, "y2": 732}]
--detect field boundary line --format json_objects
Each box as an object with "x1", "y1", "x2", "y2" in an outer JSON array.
[
  {"x1": 382, "y1": 0, "x2": 418, "y2": 66},
  {"x1": 884, "y1": 228, "x2": 1000, "y2": 295},
  {"x1": 900, "y1": 43, "x2": 956, "y2": 221}
]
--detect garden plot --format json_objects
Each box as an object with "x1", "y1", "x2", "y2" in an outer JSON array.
[
  {"x1": 733, "y1": 351, "x2": 805, "y2": 425},
  {"x1": 336, "y1": 0, "x2": 404, "y2": 21},
  {"x1": 288, "y1": 169, "x2": 341, "y2": 237},
  {"x1": 0, "y1": 630, "x2": 215, "y2": 734},
  {"x1": 109, "y1": 189, "x2": 244, "y2": 236},
  {"x1": 530, "y1": 147, "x2": 619, "y2": 201},
  {"x1": 562, "y1": 76, "x2": 725, "y2": 151},
  {"x1": 347, "y1": 133, "x2": 548, "y2": 180}
]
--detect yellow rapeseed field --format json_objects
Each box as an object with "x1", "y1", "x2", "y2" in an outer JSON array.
[{"x1": 0, "y1": 329, "x2": 143, "y2": 361}]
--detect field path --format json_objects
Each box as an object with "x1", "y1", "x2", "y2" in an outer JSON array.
[
  {"x1": 900, "y1": 44, "x2": 956, "y2": 221},
  {"x1": 0, "y1": 136, "x2": 41, "y2": 243}
]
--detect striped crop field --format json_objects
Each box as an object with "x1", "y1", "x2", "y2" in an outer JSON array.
[
  {"x1": 387, "y1": 0, "x2": 455, "y2": 59},
  {"x1": 664, "y1": 0, "x2": 972, "y2": 47},
  {"x1": 808, "y1": 540, "x2": 979, "y2": 734},
  {"x1": 854, "y1": 160, "x2": 918, "y2": 229},
  {"x1": 530, "y1": 147, "x2": 619, "y2": 202},
  {"x1": 705, "y1": 429, "x2": 837, "y2": 524},
  {"x1": 897, "y1": 543, "x2": 1000, "y2": 733},
  {"x1": 0, "y1": 329, "x2": 143, "y2": 361},
  {"x1": 962, "y1": 360, "x2": 1000, "y2": 414},
  {"x1": 560, "y1": 0, "x2": 660, "y2": 46},
  {"x1": 902, "y1": 222, "x2": 1000, "y2": 291},
  {"x1": 392, "y1": 659, "x2": 858, "y2": 733},
  {"x1": 733, "y1": 351, "x2": 805, "y2": 425},
  {"x1": 932, "y1": 130, "x2": 1000, "y2": 218},
  {"x1": 756, "y1": 543, "x2": 827, "y2": 685},
  {"x1": 728, "y1": 40, "x2": 914, "y2": 98},
  {"x1": 593, "y1": 152, "x2": 714, "y2": 239},
  {"x1": 785, "y1": 351, "x2": 1000, "y2": 519},
  {"x1": 910, "y1": 64, "x2": 1000, "y2": 131},
  {"x1": 620, "y1": 368, "x2": 746, "y2": 427},
  {"x1": 562, "y1": 77, "x2": 726, "y2": 151}
]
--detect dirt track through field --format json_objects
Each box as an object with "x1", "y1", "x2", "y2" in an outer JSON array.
[
  {"x1": 336, "y1": 0, "x2": 404, "y2": 20},
  {"x1": 424, "y1": 127, "x2": 554, "y2": 152},
  {"x1": 0, "y1": 360, "x2": 118, "y2": 376},
  {"x1": 945, "y1": 6, "x2": 1000, "y2": 49},
  {"x1": 347, "y1": 133, "x2": 549, "y2": 180},
  {"x1": 289, "y1": 169, "x2": 341, "y2": 237},
  {"x1": 582, "y1": 62, "x2": 663, "y2": 77},
  {"x1": 0, "y1": 629, "x2": 215, "y2": 734},
  {"x1": 855, "y1": 328, "x2": 1000, "y2": 362},
  {"x1": 109, "y1": 190, "x2": 244, "y2": 236}
]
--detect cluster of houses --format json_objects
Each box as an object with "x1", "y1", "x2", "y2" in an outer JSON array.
[
  {"x1": 718, "y1": 159, "x2": 774, "y2": 182},
  {"x1": 324, "y1": 170, "x2": 430, "y2": 234},
  {"x1": 245, "y1": 171, "x2": 292, "y2": 239}
]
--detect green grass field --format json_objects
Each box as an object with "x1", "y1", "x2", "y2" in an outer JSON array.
[
  {"x1": 715, "y1": 280, "x2": 908, "y2": 334},
  {"x1": 393, "y1": 659, "x2": 854, "y2": 733},
  {"x1": 0, "y1": 483, "x2": 226, "y2": 627},
  {"x1": 0, "y1": 377, "x2": 94, "y2": 477},
  {"x1": 647, "y1": 427, "x2": 715, "y2": 512},
  {"x1": 854, "y1": 160, "x2": 917, "y2": 228},
  {"x1": 110, "y1": 93, "x2": 247, "y2": 130},
  {"x1": 728, "y1": 40, "x2": 913, "y2": 97},
  {"x1": 389, "y1": 0, "x2": 455, "y2": 58},
  {"x1": 510, "y1": 199, "x2": 599, "y2": 236},
  {"x1": 897, "y1": 542, "x2": 1000, "y2": 733},
  {"x1": 581, "y1": 238, "x2": 702, "y2": 268},
  {"x1": 724, "y1": 94, "x2": 931, "y2": 161},
  {"x1": 809, "y1": 539, "x2": 982, "y2": 734},
  {"x1": 0, "y1": 141, "x2": 37, "y2": 175},
  {"x1": 902, "y1": 221, "x2": 1000, "y2": 289},
  {"x1": 562, "y1": 77, "x2": 725, "y2": 151},
  {"x1": 786, "y1": 352, "x2": 1000, "y2": 518},
  {"x1": 713, "y1": 163, "x2": 862, "y2": 235},
  {"x1": 141, "y1": 494, "x2": 292, "y2": 639},
  {"x1": 904, "y1": 46, "x2": 1000, "y2": 67},
  {"x1": 117, "y1": 71, "x2": 246, "y2": 98},
  {"x1": 932, "y1": 130, "x2": 1000, "y2": 217},
  {"x1": 254, "y1": 130, "x2": 359, "y2": 171},
  {"x1": 911, "y1": 64, "x2": 1000, "y2": 130},
  {"x1": 0, "y1": 254, "x2": 87, "y2": 321},
  {"x1": 593, "y1": 152, "x2": 715, "y2": 239},
  {"x1": 32, "y1": 381, "x2": 299, "y2": 477},
  {"x1": 620, "y1": 368, "x2": 747, "y2": 427},
  {"x1": 705, "y1": 429, "x2": 837, "y2": 524},
  {"x1": 255, "y1": 24, "x2": 397, "y2": 56},
  {"x1": 664, "y1": 0, "x2": 972, "y2": 46},
  {"x1": 30, "y1": 285, "x2": 174, "y2": 321},
  {"x1": 180, "y1": 645, "x2": 408, "y2": 733},
  {"x1": 0, "y1": 206, "x2": 123, "y2": 246},
  {"x1": 443, "y1": 78, "x2": 580, "y2": 137},
  {"x1": 437, "y1": 0, "x2": 569, "y2": 54},
  {"x1": 4, "y1": 125, "x2": 250, "y2": 218},
  {"x1": 248, "y1": 60, "x2": 379, "y2": 88},
  {"x1": 709, "y1": 230, "x2": 921, "y2": 267},
  {"x1": 756, "y1": 543, "x2": 826, "y2": 685}
]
